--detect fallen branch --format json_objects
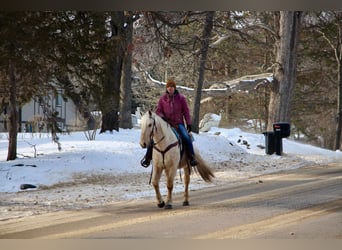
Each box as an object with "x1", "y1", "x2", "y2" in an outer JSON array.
[{"x1": 145, "y1": 71, "x2": 274, "y2": 96}]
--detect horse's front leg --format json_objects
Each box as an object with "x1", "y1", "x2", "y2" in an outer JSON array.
[
  {"x1": 151, "y1": 166, "x2": 165, "y2": 208},
  {"x1": 183, "y1": 165, "x2": 190, "y2": 206},
  {"x1": 165, "y1": 178, "x2": 174, "y2": 209},
  {"x1": 164, "y1": 166, "x2": 177, "y2": 209}
]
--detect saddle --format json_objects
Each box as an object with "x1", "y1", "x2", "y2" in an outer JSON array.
[
  {"x1": 171, "y1": 127, "x2": 185, "y2": 157},
  {"x1": 168, "y1": 127, "x2": 196, "y2": 165}
]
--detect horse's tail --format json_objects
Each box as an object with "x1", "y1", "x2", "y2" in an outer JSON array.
[{"x1": 193, "y1": 150, "x2": 215, "y2": 183}]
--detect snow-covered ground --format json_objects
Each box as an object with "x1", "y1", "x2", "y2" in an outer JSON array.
[{"x1": 1, "y1": 127, "x2": 342, "y2": 221}]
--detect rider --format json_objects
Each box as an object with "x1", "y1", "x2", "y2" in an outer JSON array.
[{"x1": 141, "y1": 79, "x2": 198, "y2": 167}]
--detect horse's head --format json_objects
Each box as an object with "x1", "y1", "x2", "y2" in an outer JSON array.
[{"x1": 140, "y1": 110, "x2": 155, "y2": 148}]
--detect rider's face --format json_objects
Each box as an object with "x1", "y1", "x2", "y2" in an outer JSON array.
[{"x1": 167, "y1": 86, "x2": 175, "y2": 94}]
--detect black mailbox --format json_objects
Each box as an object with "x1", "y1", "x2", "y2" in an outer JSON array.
[
  {"x1": 273, "y1": 122, "x2": 291, "y2": 138},
  {"x1": 263, "y1": 122, "x2": 291, "y2": 156}
]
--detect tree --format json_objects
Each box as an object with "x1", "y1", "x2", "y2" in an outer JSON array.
[
  {"x1": 120, "y1": 12, "x2": 136, "y2": 129},
  {"x1": 135, "y1": 11, "x2": 342, "y2": 150},
  {"x1": 267, "y1": 11, "x2": 302, "y2": 130},
  {"x1": 7, "y1": 58, "x2": 18, "y2": 160},
  {"x1": 135, "y1": 11, "x2": 218, "y2": 126},
  {"x1": 1, "y1": 11, "x2": 135, "y2": 159},
  {"x1": 192, "y1": 11, "x2": 215, "y2": 133},
  {"x1": 52, "y1": 11, "x2": 124, "y2": 133},
  {"x1": 290, "y1": 11, "x2": 339, "y2": 149},
  {"x1": 51, "y1": 11, "x2": 135, "y2": 133},
  {"x1": 0, "y1": 12, "x2": 56, "y2": 160},
  {"x1": 314, "y1": 12, "x2": 342, "y2": 150}
]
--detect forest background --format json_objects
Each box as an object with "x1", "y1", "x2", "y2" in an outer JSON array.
[{"x1": 0, "y1": 11, "x2": 341, "y2": 161}]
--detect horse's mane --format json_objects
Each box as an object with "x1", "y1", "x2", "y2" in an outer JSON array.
[
  {"x1": 151, "y1": 111, "x2": 170, "y2": 131},
  {"x1": 142, "y1": 110, "x2": 163, "y2": 126}
]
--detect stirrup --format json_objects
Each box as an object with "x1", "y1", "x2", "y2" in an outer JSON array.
[{"x1": 140, "y1": 157, "x2": 151, "y2": 168}]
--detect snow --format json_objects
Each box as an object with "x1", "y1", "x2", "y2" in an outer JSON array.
[{"x1": 1, "y1": 126, "x2": 342, "y2": 221}]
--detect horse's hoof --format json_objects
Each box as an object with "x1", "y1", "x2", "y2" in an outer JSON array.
[
  {"x1": 164, "y1": 204, "x2": 173, "y2": 209},
  {"x1": 158, "y1": 201, "x2": 165, "y2": 208},
  {"x1": 183, "y1": 201, "x2": 190, "y2": 206}
]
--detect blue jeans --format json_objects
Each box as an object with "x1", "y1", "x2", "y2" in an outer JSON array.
[{"x1": 178, "y1": 124, "x2": 195, "y2": 156}]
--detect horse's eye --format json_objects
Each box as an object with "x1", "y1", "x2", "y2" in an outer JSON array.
[{"x1": 148, "y1": 124, "x2": 152, "y2": 128}]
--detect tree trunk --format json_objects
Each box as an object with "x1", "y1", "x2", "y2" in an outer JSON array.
[
  {"x1": 192, "y1": 11, "x2": 215, "y2": 133},
  {"x1": 335, "y1": 56, "x2": 342, "y2": 150},
  {"x1": 100, "y1": 56, "x2": 122, "y2": 133},
  {"x1": 100, "y1": 11, "x2": 125, "y2": 133},
  {"x1": 267, "y1": 11, "x2": 302, "y2": 131},
  {"x1": 7, "y1": 59, "x2": 18, "y2": 161},
  {"x1": 333, "y1": 13, "x2": 342, "y2": 150},
  {"x1": 119, "y1": 15, "x2": 133, "y2": 129}
]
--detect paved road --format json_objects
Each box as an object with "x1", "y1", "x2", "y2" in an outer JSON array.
[{"x1": 0, "y1": 162, "x2": 341, "y2": 239}]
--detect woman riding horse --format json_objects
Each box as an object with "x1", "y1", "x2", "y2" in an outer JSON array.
[
  {"x1": 140, "y1": 110, "x2": 214, "y2": 209},
  {"x1": 141, "y1": 79, "x2": 197, "y2": 167}
]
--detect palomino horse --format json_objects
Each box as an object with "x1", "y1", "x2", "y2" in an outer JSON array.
[{"x1": 140, "y1": 110, "x2": 214, "y2": 209}]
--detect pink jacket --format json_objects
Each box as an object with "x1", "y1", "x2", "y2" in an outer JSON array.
[{"x1": 156, "y1": 90, "x2": 192, "y2": 128}]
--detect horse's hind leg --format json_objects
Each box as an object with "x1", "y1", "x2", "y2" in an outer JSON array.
[
  {"x1": 152, "y1": 167, "x2": 165, "y2": 208},
  {"x1": 183, "y1": 165, "x2": 190, "y2": 206}
]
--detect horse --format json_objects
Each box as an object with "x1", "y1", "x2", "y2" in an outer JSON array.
[{"x1": 139, "y1": 110, "x2": 215, "y2": 209}]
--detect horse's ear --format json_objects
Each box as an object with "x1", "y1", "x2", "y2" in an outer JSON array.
[{"x1": 148, "y1": 110, "x2": 152, "y2": 116}]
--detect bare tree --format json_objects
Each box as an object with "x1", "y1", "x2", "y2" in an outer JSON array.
[
  {"x1": 267, "y1": 11, "x2": 302, "y2": 130},
  {"x1": 315, "y1": 12, "x2": 342, "y2": 150},
  {"x1": 192, "y1": 11, "x2": 215, "y2": 133}
]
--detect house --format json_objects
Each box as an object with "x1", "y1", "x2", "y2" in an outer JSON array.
[{"x1": 0, "y1": 89, "x2": 85, "y2": 133}]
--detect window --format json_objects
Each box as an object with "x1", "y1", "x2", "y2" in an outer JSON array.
[{"x1": 56, "y1": 92, "x2": 62, "y2": 107}]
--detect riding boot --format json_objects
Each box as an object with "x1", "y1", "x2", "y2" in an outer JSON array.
[
  {"x1": 189, "y1": 155, "x2": 198, "y2": 166},
  {"x1": 141, "y1": 141, "x2": 153, "y2": 168}
]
